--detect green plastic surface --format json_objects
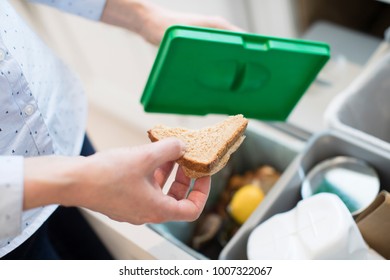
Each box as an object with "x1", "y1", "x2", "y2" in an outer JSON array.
[{"x1": 141, "y1": 25, "x2": 330, "y2": 120}]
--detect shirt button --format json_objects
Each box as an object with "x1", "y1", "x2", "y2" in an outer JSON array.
[
  {"x1": 0, "y1": 49, "x2": 6, "y2": 62},
  {"x1": 24, "y1": 104, "x2": 35, "y2": 116}
]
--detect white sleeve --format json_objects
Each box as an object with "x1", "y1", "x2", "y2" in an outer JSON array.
[
  {"x1": 0, "y1": 156, "x2": 24, "y2": 239},
  {"x1": 28, "y1": 0, "x2": 107, "y2": 21}
]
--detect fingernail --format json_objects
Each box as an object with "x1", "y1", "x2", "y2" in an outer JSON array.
[{"x1": 178, "y1": 140, "x2": 186, "y2": 155}]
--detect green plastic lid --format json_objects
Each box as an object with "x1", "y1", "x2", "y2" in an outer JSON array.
[{"x1": 141, "y1": 25, "x2": 330, "y2": 120}]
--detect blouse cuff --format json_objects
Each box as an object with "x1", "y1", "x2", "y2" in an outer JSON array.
[
  {"x1": 0, "y1": 156, "x2": 24, "y2": 239},
  {"x1": 29, "y1": 0, "x2": 107, "y2": 21}
]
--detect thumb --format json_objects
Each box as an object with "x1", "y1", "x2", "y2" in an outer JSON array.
[{"x1": 144, "y1": 138, "x2": 186, "y2": 170}]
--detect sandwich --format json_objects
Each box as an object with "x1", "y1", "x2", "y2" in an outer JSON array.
[{"x1": 147, "y1": 114, "x2": 248, "y2": 178}]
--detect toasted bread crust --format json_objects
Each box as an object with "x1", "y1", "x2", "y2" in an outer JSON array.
[
  {"x1": 180, "y1": 136, "x2": 245, "y2": 178},
  {"x1": 147, "y1": 115, "x2": 248, "y2": 177}
]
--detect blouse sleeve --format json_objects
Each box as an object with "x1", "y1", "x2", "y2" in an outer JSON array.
[
  {"x1": 0, "y1": 156, "x2": 24, "y2": 239},
  {"x1": 28, "y1": 0, "x2": 107, "y2": 21}
]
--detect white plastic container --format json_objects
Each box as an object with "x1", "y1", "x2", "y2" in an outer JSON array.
[{"x1": 247, "y1": 193, "x2": 382, "y2": 260}]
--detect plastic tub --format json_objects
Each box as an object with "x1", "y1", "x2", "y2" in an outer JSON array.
[
  {"x1": 325, "y1": 52, "x2": 390, "y2": 152},
  {"x1": 147, "y1": 122, "x2": 303, "y2": 259},
  {"x1": 220, "y1": 130, "x2": 390, "y2": 259}
]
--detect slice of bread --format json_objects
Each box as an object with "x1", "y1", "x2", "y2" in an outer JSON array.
[{"x1": 147, "y1": 114, "x2": 248, "y2": 178}]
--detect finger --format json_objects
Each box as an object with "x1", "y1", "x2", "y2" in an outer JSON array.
[
  {"x1": 213, "y1": 20, "x2": 244, "y2": 32},
  {"x1": 166, "y1": 166, "x2": 191, "y2": 200},
  {"x1": 143, "y1": 138, "x2": 186, "y2": 171},
  {"x1": 154, "y1": 161, "x2": 175, "y2": 188},
  {"x1": 186, "y1": 175, "x2": 211, "y2": 212},
  {"x1": 199, "y1": 15, "x2": 244, "y2": 32},
  {"x1": 160, "y1": 176, "x2": 211, "y2": 222}
]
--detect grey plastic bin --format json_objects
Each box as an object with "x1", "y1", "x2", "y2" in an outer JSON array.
[
  {"x1": 219, "y1": 130, "x2": 390, "y2": 259},
  {"x1": 325, "y1": 52, "x2": 390, "y2": 152},
  {"x1": 147, "y1": 122, "x2": 303, "y2": 259}
]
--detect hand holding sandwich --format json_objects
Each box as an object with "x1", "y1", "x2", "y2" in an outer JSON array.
[
  {"x1": 24, "y1": 138, "x2": 210, "y2": 224},
  {"x1": 23, "y1": 115, "x2": 247, "y2": 226}
]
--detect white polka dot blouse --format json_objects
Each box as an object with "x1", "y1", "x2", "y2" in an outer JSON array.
[{"x1": 0, "y1": 0, "x2": 106, "y2": 257}]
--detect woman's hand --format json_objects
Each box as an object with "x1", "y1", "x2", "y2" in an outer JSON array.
[
  {"x1": 101, "y1": 0, "x2": 243, "y2": 45},
  {"x1": 24, "y1": 138, "x2": 211, "y2": 224},
  {"x1": 136, "y1": 3, "x2": 243, "y2": 45}
]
